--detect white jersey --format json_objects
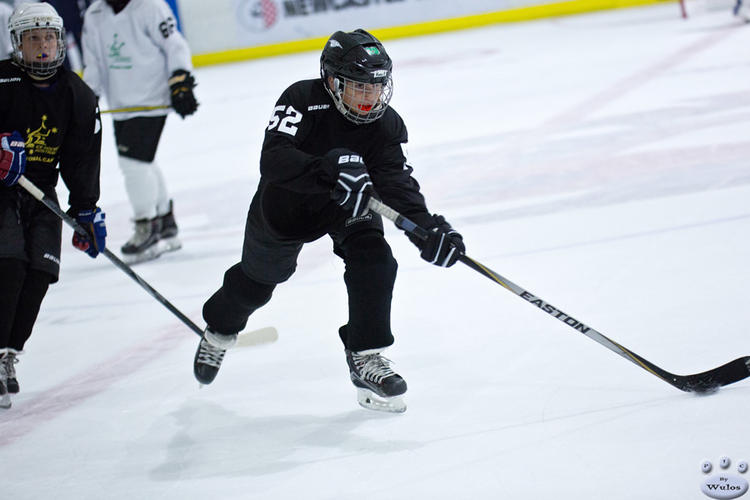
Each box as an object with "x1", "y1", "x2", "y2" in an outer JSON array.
[
  {"x1": 0, "y1": 3, "x2": 12, "y2": 60},
  {"x1": 81, "y1": 0, "x2": 193, "y2": 119}
]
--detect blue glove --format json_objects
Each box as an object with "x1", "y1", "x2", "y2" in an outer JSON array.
[
  {"x1": 72, "y1": 207, "x2": 107, "y2": 258},
  {"x1": 0, "y1": 131, "x2": 26, "y2": 187},
  {"x1": 326, "y1": 148, "x2": 373, "y2": 218},
  {"x1": 409, "y1": 214, "x2": 465, "y2": 267}
]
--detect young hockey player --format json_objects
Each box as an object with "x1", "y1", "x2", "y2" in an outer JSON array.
[
  {"x1": 81, "y1": 0, "x2": 198, "y2": 264},
  {"x1": 0, "y1": 2, "x2": 106, "y2": 409},
  {"x1": 192, "y1": 29, "x2": 465, "y2": 413}
]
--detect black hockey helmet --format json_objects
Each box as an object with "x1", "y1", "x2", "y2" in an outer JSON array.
[{"x1": 320, "y1": 29, "x2": 393, "y2": 125}]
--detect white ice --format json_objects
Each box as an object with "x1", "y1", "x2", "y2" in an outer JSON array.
[{"x1": 3, "y1": 3, "x2": 750, "y2": 499}]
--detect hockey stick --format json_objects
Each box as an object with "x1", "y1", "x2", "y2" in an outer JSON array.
[
  {"x1": 16, "y1": 175, "x2": 277, "y2": 347},
  {"x1": 100, "y1": 105, "x2": 170, "y2": 114},
  {"x1": 367, "y1": 198, "x2": 750, "y2": 394}
]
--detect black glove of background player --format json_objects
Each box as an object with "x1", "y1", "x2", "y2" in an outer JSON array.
[{"x1": 168, "y1": 69, "x2": 199, "y2": 118}]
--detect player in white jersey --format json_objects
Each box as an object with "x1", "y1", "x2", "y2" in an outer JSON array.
[
  {"x1": 81, "y1": 0, "x2": 198, "y2": 263},
  {"x1": 0, "y1": 3, "x2": 13, "y2": 59}
]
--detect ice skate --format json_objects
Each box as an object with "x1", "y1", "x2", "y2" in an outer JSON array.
[
  {"x1": 346, "y1": 349, "x2": 407, "y2": 413},
  {"x1": 193, "y1": 328, "x2": 237, "y2": 385},
  {"x1": 1, "y1": 349, "x2": 20, "y2": 394},
  {"x1": 121, "y1": 217, "x2": 162, "y2": 264},
  {"x1": 157, "y1": 199, "x2": 182, "y2": 254}
]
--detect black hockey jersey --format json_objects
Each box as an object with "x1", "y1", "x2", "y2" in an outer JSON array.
[
  {"x1": 0, "y1": 59, "x2": 102, "y2": 211},
  {"x1": 258, "y1": 78, "x2": 431, "y2": 240}
]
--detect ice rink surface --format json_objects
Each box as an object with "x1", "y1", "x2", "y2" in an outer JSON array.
[{"x1": 2, "y1": 3, "x2": 750, "y2": 498}]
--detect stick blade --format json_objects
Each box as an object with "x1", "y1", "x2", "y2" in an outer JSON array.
[
  {"x1": 677, "y1": 356, "x2": 750, "y2": 394},
  {"x1": 236, "y1": 326, "x2": 278, "y2": 348}
]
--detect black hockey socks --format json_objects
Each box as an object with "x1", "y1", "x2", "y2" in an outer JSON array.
[
  {"x1": 340, "y1": 230, "x2": 397, "y2": 351},
  {"x1": 8, "y1": 269, "x2": 52, "y2": 351},
  {"x1": 0, "y1": 259, "x2": 26, "y2": 348},
  {"x1": 202, "y1": 263, "x2": 275, "y2": 334}
]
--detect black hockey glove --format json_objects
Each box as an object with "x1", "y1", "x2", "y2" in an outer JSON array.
[
  {"x1": 326, "y1": 148, "x2": 373, "y2": 218},
  {"x1": 168, "y1": 70, "x2": 199, "y2": 118},
  {"x1": 409, "y1": 214, "x2": 465, "y2": 267}
]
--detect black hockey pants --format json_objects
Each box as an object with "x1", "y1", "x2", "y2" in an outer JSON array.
[{"x1": 202, "y1": 223, "x2": 398, "y2": 352}]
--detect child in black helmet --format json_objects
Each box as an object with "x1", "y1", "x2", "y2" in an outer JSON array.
[{"x1": 193, "y1": 29, "x2": 465, "y2": 413}]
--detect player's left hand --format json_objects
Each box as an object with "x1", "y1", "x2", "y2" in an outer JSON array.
[
  {"x1": 168, "y1": 70, "x2": 199, "y2": 118},
  {"x1": 410, "y1": 214, "x2": 465, "y2": 267},
  {"x1": 0, "y1": 131, "x2": 26, "y2": 187},
  {"x1": 70, "y1": 207, "x2": 107, "y2": 258}
]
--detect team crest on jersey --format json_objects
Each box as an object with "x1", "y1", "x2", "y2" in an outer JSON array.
[
  {"x1": 107, "y1": 33, "x2": 132, "y2": 69},
  {"x1": 26, "y1": 115, "x2": 60, "y2": 164}
]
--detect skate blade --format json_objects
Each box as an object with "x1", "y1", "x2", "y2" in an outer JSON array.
[
  {"x1": 121, "y1": 246, "x2": 162, "y2": 265},
  {"x1": 356, "y1": 388, "x2": 406, "y2": 413},
  {"x1": 159, "y1": 236, "x2": 182, "y2": 253},
  {"x1": 0, "y1": 393, "x2": 11, "y2": 409}
]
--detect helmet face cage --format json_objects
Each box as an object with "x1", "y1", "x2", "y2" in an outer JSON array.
[
  {"x1": 320, "y1": 30, "x2": 394, "y2": 125},
  {"x1": 9, "y1": 3, "x2": 66, "y2": 78},
  {"x1": 325, "y1": 73, "x2": 393, "y2": 125}
]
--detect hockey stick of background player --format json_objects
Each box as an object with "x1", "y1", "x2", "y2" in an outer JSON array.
[
  {"x1": 100, "y1": 105, "x2": 171, "y2": 114},
  {"x1": 17, "y1": 175, "x2": 204, "y2": 337},
  {"x1": 366, "y1": 197, "x2": 750, "y2": 394}
]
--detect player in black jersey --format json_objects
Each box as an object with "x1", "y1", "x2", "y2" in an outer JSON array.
[
  {"x1": 0, "y1": 2, "x2": 106, "y2": 409},
  {"x1": 193, "y1": 29, "x2": 465, "y2": 412}
]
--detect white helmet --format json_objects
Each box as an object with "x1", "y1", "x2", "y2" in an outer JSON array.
[{"x1": 8, "y1": 2, "x2": 66, "y2": 78}]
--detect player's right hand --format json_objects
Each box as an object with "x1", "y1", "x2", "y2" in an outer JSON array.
[
  {"x1": 0, "y1": 131, "x2": 26, "y2": 187},
  {"x1": 326, "y1": 148, "x2": 373, "y2": 218}
]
